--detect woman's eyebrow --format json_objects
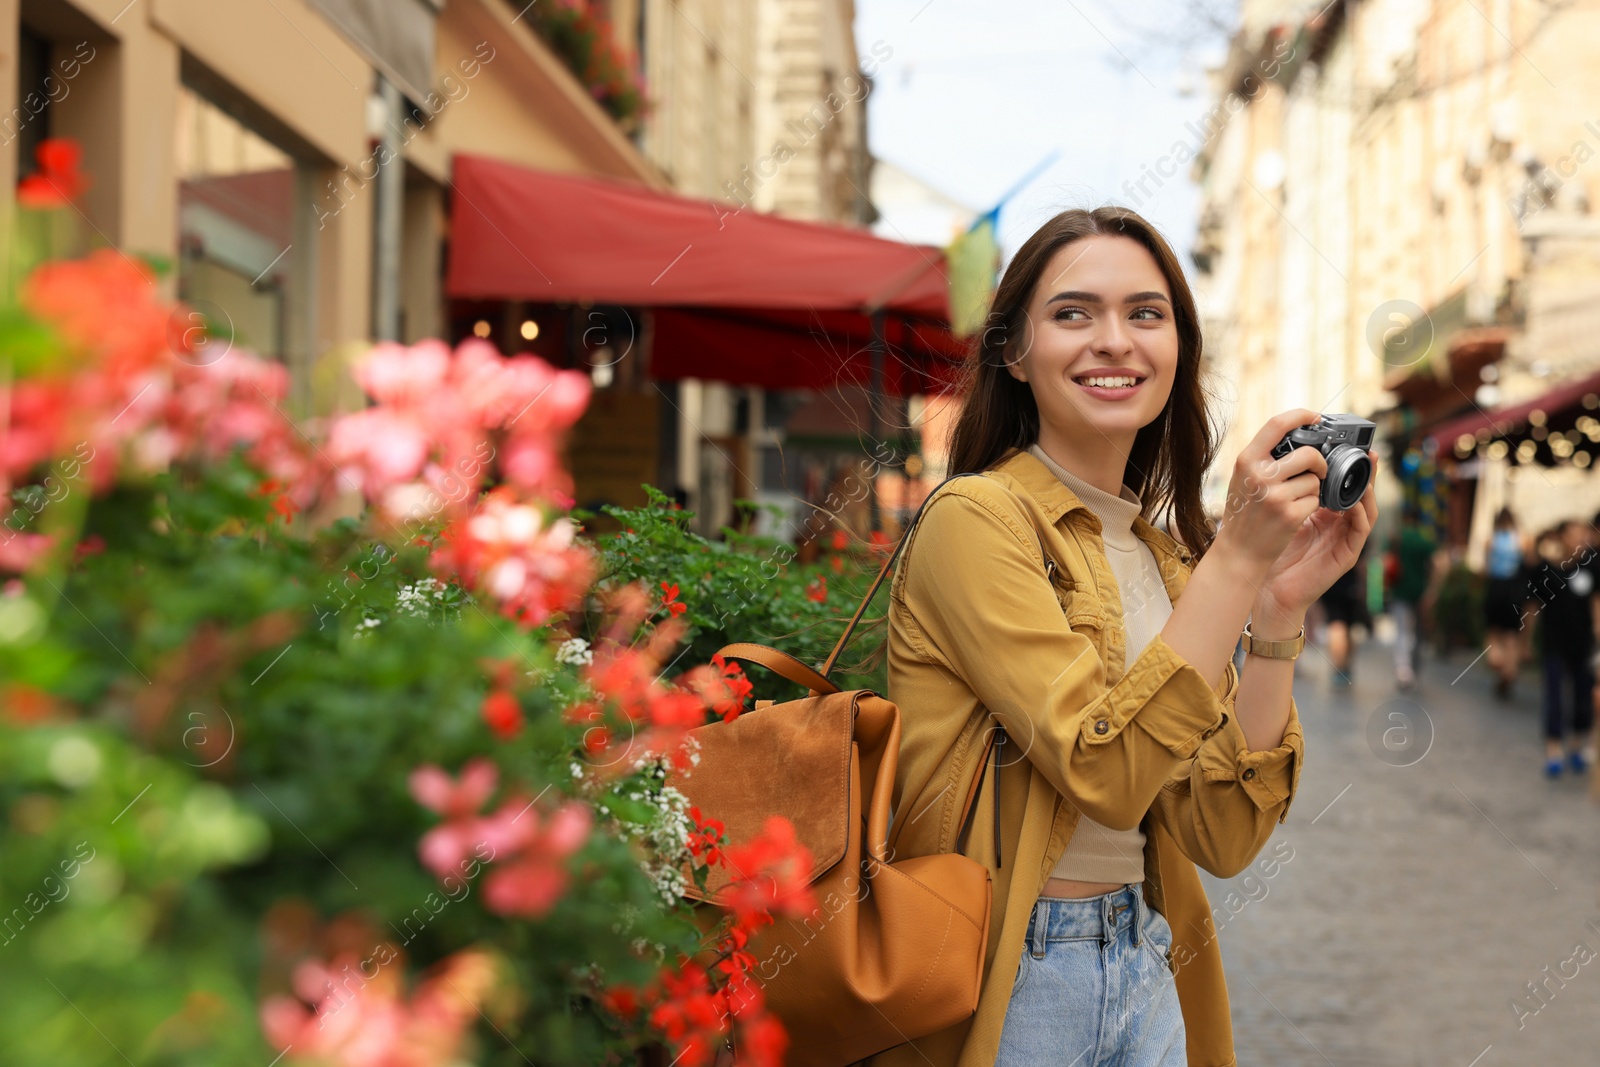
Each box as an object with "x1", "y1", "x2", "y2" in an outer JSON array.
[{"x1": 1044, "y1": 290, "x2": 1171, "y2": 305}]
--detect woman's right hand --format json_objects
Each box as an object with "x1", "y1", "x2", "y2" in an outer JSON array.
[{"x1": 1213, "y1": 408, "x2": 1332, "y2": 572}]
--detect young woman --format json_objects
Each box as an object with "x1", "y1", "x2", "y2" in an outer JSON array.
[{"x1": 872, "y1": 208, "x2": 1375, "y2": 1067}]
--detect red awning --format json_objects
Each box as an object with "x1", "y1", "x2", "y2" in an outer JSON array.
[
  {"x1": 443, "y1": 154, "x2": 962, "y2": 394},
  {"x1": 1425, "y1": 366, "x2": 1600, "y2": 449}
]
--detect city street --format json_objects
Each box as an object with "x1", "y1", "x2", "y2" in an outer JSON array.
[{"x1": 1210, "y1": 628, "x2": 1600, "y2": 1065}]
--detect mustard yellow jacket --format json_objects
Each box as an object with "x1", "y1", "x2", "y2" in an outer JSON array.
[{"x1": 867, "y1": 447, "x2": 1304, "y2": 1067}]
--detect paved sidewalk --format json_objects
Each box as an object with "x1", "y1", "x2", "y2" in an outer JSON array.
[{"x1": 1203, "y1": 628, "x2": 1600, "y2": 1066}]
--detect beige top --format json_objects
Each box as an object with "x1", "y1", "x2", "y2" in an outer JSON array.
[{"x1": 1028, "y1": 443, "x2": 1175, "y2": 885}]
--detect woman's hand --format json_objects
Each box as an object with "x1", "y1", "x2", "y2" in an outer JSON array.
[
  {"x1": 1212, "y1": 409, "x2": 1333, "y2": 572},
  {"x1": 1256, "y1": 474, "x2": 1377, "y2": 621}
]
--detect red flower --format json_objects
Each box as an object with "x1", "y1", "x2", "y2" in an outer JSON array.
[
  {"x1": 660, "y1": 580, "x2": 686, "y2": 617},
  {"x1": 600, "y1": 984, "x2": 641, "y2": 1021},
  {"x1": 686, "y1": 805, "x2": 727, "y2": 867},
  {"x1": 830, "y1": 529, "x2": 849, "y2": 551},
  {"x1": 721, "y1": 816, "x2": 817, "y2": 928},
  {"x1": 255, "y1": 478, "x2": 300, "y2": 524},
  {"x1": 738, "y1": 1012, "x2": 790, "y2": 1067},
  {"x1": 708, "y1": 653, "x2": 752, "y2": 721},
  {"x1": 16, "y1": 138, "x2": 88, "y2": 208},
  {"x1": 804, "y1": 576, "x2": 827, "y2": 603},
  {"x1": 481, "y1": 689, "x2": 523, "y2": 739},
  {"x1": 1, "y1": 683, "x2": 57, "y2": 725}
]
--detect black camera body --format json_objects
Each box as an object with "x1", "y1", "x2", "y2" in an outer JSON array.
[{"x1": 1270, "y1": 413, "x2": 1377, "y2": 511}]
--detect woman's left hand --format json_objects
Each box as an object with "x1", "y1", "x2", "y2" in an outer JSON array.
[{"x1": 1253, "y1": 460, "x2": 1378, "y2": 621}]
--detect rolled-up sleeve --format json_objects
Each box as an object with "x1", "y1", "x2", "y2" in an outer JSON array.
[
  {"x1": 896, "y1": 488, "x2": 1233, "y2": 833},
  {"x1": 1152, "y1": 657, "x2": 1304, "y2": 877}
]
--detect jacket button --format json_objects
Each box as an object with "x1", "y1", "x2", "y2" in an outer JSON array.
[
  {"x1": 1242, "y1": 767, "x2": 1257, "y2": 780},
  {"x1": 1093, "y1": 720, "x2": 1109, "y2": 735}
]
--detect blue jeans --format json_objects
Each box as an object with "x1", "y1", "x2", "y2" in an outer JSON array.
[
  {"x1": 996, "y1": 884, "x2": 1187, "y2": 1066},
  {"x1": 1541, "y1": 651, "x2": 1595, "y2": 742}
]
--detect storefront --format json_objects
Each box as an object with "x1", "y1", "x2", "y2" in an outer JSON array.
[{"x1": 441, "y1": 154, "x2": 964, "y2": 536}]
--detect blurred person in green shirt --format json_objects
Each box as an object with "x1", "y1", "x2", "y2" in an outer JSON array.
[{"x1": 1389, "y1": 509, "x2": 1439, "y2": 690}]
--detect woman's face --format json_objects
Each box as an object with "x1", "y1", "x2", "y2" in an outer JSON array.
[{"x1": 1004, "y1": 235, "x2": 1179, "y2": 449}]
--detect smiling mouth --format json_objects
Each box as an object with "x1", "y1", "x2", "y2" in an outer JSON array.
[{"x1": 1071, "y1": 373, "x2": 1147, "y2": 389}]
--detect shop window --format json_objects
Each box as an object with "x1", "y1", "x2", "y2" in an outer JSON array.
[{"x1": 175, "y1": 83, "x2": 305, "y2": 364}]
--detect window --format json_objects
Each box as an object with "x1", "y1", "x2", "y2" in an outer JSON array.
[{"x1": 174, "y1": 83, "x2": 303, "y2": 364}]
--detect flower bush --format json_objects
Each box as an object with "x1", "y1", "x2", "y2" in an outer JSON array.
[
  {"x1": 0, "y1": 141, "x2": 896, "y2": 1066},
  {"x1": 523, "y1": 0, "x2": 651, "y2": 134}
]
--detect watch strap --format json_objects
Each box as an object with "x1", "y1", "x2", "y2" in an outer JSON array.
[{"x1": 1242, "y1": 623, "x2": 1305, "y2": 660}]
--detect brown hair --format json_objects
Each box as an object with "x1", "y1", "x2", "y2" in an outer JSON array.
[{"x1": 944, "y1": 206, "x2": 1222, "y2": 558}]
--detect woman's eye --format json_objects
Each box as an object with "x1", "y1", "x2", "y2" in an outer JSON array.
[
  {"x1": 1054, "y1": 308, "x2": 1088, "y2": 321},
  {"x1": 1131, "y1": 307, "x2": 1164, "y2": 320}
]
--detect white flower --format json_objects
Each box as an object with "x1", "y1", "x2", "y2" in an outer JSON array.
[
  {"x1": 555, "y1": 637, "x2": 593, "y2": 667},
  {"x1": 396, "y1": 578, "x2": 448, "y2": 618}
]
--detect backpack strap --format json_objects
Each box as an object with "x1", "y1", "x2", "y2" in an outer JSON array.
[
  {"x1": 818, "y1": 471, "x2": 986, "y2": 680},
  {"x1": 823, "y1": 468, "x2": 1056, "y2": 870}
]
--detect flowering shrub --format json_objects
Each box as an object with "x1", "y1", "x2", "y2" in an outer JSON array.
[
  {"x1": 523, "y1": 0, "x2": 651, "y2": 134},
  {"x1": 594, "y1": 487, "x2": 891, "y2": 703},
  {"x1": 0, "y1": 144, "x2": 841, "y2": 1066}
]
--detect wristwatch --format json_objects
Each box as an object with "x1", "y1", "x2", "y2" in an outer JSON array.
[{"x1": 1241, "y1": 623, "x2": 1305, "y2": 660}]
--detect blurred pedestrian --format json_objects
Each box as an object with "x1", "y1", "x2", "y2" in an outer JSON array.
[
  {"x1": 1483, "y1": 506, "x2": 1532, "y2": 700},
  {"x1": 1529, "y1": 520, "x2": 1597, "y2": 778},
  {"x1": 1316, "y1": 542, "x2": 1369, "y2": 687},
  {"x1": 1390, "y1": 509, "x2": 1438, "y2": 690}
]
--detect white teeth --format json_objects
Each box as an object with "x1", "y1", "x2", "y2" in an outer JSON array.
[{"x1": 1077, "y1": 376, "x2": 1140, "y2": 388}]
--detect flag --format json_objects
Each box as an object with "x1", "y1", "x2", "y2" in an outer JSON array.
[{"x1": 946, "y1": 207, "x2": 1000, "y2": 339}]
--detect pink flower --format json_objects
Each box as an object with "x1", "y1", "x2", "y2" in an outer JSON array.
[
  {"x1": 408, "y1": 759, "x2": 497, "y2": 820},
  {"x1": 0, "y1": 529, "x2": 53, "y2": 574},
  {"x1": 328, "y1": 408, "x2": 433, "y2": 496},
  {"x1": 352, "y1": 340, "x2": 451, "y2": 406},
  {"x1": 407, "y1": 761, "x2": 592, "y2": 918},
  {"x1": 480, "y1": 800, "x2": 593, "y2": 919},
  {"x1": 326, "y1": 339, "x2": 591, "y2": 523},
  {"x1": 260, "y1": 949, "x2": 498, "y2": 1067}
]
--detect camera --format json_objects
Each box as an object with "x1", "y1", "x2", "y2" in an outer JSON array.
[{"x1": 1269, "y1": 414, "x2": 1377, "y2": 511}]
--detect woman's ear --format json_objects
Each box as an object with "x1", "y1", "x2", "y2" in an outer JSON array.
[{"x1": 1003, "y1": 348, "x2": 1028, "y2": 384}]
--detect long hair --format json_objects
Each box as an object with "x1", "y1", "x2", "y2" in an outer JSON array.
[{"x1": 944, "y1": 207, "x2": 1222, "y2": 559}]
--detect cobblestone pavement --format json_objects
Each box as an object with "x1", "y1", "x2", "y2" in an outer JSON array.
[{"x1": 1203, "y1": 629, "x2": 1600, "y2": 1066}]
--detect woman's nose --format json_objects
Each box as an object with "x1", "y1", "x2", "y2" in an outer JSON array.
[{"x1": 1096, "y1": 317, "x2": 1135, "y2": 356}]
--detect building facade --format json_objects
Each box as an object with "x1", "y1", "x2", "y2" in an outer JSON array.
[
  {"x1": 1193, "y1": 0, "x2": 1600, "y2": 561},
  {"x1": 597, "y1": 0, "x2": 879, "y2": 540},
  {"x1": 3, "y1": 0, "x2": 889, "y2": 542},
  {"x1": 2, "y1": 0, "x2": 659, "y2": 409}
]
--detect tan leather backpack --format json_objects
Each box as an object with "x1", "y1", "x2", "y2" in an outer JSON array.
[{"x1": 674, "y1": 475, "x2": 995, "y2": 1067}]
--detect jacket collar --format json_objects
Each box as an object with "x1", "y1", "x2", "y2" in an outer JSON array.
[{"x1": 988, "y1": 447, "x2": 1195, "y2": 565}]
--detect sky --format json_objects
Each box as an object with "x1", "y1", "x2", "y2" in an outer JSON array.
[{"x1": 855, "y1": 0, "x2": 1235, "y2": 262}]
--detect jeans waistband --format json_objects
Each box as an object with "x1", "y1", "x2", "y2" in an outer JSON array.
[{"x1": 1027, "y1": 884, "x2": 1149, "y2": 958}]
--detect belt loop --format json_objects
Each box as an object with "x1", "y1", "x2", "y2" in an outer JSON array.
[
  {"x1": 1030, "y1": 900, "x2": 1048, "y2": 959},
  {"x1": 1131, "y1": 884, "x2": 1145, "y2": 948},
  {"x1": 1101, "y1": 894, "x2": 1115, "y2": 944}
]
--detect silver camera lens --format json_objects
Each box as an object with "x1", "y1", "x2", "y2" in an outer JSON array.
[{"x1": 1324, "y1": 447, "x2": 1372, "y2": 511}]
